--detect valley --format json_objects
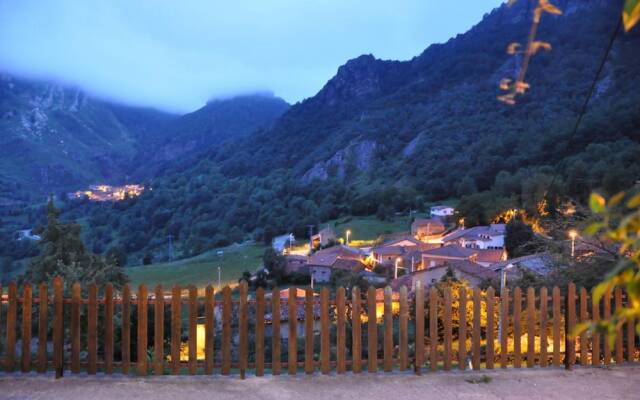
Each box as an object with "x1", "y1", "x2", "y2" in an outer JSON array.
[{"x1": 1, "y1": 0, "x2": 639, "y2": 290}]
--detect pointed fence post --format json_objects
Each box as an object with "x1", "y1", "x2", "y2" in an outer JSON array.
[
  {"x1": 414, "y1": 281, "x2": 424, "y2": 375},
  {"x1": 137, "y1": 284, "x2": 148, "y2": 376},
  {"x1": 383, "y1": 286, "x2": 393, "y2": 372},
  {"x1": 352, "y1": 287, "x2": 362, "y2": 374},
  {"x1": 565, "y1": 282, "x2": 576, "y2": 370},
  {"x1": 21, "y1": 283, "x2": 32, "y2": 373},
  {"x1": 37, "y1": 282, "x2": 48, "y2": 374},
  {"x1": 53, "y1": 277, "x2": 64, "y2": 378},
  {"x1": 104, "y1": 283, "x2": 114, "y2": 374}
]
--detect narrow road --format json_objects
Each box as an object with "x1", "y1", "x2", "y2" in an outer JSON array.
[{"x1": 0, "y1": 365, "x2": 638, "y2": 400}]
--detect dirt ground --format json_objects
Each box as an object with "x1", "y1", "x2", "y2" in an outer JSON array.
[{"x1": 0, "y1": 365, "x2": 639, "y2": 400}]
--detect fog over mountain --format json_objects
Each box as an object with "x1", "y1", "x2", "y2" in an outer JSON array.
[{"x1": 0, "y1": 0, "x2": 502, "y2": 113}]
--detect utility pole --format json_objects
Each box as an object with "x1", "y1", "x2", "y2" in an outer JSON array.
[
  {"x1": 218, "y1": 266, "x2": 221, "y2": 290},
  {"x1": 167, "y1": 234, "x2": 174, "y2": 261}
]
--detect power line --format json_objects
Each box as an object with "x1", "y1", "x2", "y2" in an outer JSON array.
[{"x1": 543, "y1": 14, "x2": 622, "y2": 200}]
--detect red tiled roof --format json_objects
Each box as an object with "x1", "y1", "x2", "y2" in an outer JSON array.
[
  {"x1": 476, "y1": 249, "x2": 506, "y2": 264},
  {"x1": 422, "y1": 245, "x2": 477, "y2": 259}
]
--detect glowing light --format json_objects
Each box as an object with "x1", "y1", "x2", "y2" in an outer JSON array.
[{"x1": 70, "y1": 184, "x2": 144, "y2": 202}]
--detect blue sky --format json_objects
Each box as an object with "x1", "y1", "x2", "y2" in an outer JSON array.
[{"x1": 0, "y1": 1, "x2": 504, "y2": 113}]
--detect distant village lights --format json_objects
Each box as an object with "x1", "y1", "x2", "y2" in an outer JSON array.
[{"x1": 70, "y1": 184, "x2": 144, "y2": 202}]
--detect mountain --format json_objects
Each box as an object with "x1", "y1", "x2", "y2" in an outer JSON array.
[
  {"x1": 132, "y1": 93, "x2": 289, "y2": 178},
  {"x1": 7, "y1": 0, "x2": 640, "y2": 264},
  {"x1": 0, "y1": 75, "x2": 289, "y2": 202},
  {"x1": 0, "y1": 75, "x2": 174, "y2": 200}
]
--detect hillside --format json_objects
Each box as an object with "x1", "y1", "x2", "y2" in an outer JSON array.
[
  {"x1": 0, "y1": 75, "x2": 289, "y2": 202},
  {"x1": 10, "y1": 0, "x2": 640, "y2": 266},
  {"x1": 132, "y1": 93, "x2": 289, "y2": 178},
  {"x1": 0, "y1": 74, "x2": 176, "y2": 201}
]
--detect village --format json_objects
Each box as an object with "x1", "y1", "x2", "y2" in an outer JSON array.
[{"x1": 266, "y1": 204, "x2": 591, "y2": 297}]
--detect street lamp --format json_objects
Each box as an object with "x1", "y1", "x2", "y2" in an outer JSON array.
[
  {"x1": 394, "y1": 257, "x2": 402, "y2": 279},
  {"x1": 346, "y1": 229, "x2": 351, "y2": 246},
  {"x1": 569, "y1": 230, "x2": 578, "y2": 258}
]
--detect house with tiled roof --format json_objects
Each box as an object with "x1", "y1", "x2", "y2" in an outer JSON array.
[
  {"x1": 430, "y1": 205, "x2": 455, "y2": 218},
  {"x1": 395, "y1": 259, "x2": 498, "y2": 289},
  {"x1": 310, "y1": 227, "x2": 337, "y2": 249},
  {"x1": 421, "y1": 245, "x2": 479, "y2": 268},
  {"x1": 442, "y1": 224, "x2": 505, "y2": 250},
  {"x1": 306, "y1": 245, "x2": 367, "y2": 283},
  {"x1": 489, "y1": 252, "x2": 557, "y2": 277},
  {"x1": 411, "y1": 218, "x2": 446, "y2": 242},
  {"x1": 372, "y1": 235, "x2": 435, "y2": 265}
]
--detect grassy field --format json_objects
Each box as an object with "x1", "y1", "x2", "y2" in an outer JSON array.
[
  {"x1": 127, "y1": 242, "x2": 267, "y2": 289},
  {"x1": 327, "y1": 214, "x2": 417, "y2": 243}
]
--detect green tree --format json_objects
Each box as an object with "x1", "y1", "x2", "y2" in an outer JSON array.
[
  {"x1": 505, "y1": 217, "x2": 535, "y2": 258},
  {"x1": 22, "y1": 198, "x2": 127, "y2": 289},
  {"x1": 263, "y1": 247, "x2": 286, "y2": 284}
]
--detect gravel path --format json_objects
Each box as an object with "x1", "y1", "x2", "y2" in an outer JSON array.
[{"x1": 1, "y1": 365, "x2": 639, "y2": 400}]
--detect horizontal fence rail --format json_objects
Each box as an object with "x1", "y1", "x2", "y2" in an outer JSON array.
[{"x1": 0, "y1": 278, "x2": 637, "y2": 378}]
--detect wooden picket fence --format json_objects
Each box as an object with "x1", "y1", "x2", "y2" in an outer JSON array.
[{"x1": 0, "y1": 278, "x2": 637, "y2": 378}]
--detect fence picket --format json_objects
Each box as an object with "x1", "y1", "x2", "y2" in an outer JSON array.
[
  {"x1": 500, "y1": 288, "x2": 509, "y2": 368},
  {"x1": 414, "y1": 282, "x2": 424, "y2": 374},
  {"x1": 603, "y1": 290, "x2": 611, "y2": 365},
  {"x1": 88, "y1": 284, "x2": 97, "y2": 375},
  {"x1": 53, "y1": 277, "x2": 63, "y2": 378},
  {"x1": 239, "y1": 282, "x2": 248, "y2": 379},
  {"x1": 37, "y1": 282, "x2": 48, "y2": 373},
  {"x1": 580, "y1": 287, "x2": 588, "y2": 365},
  {"x1": 486, "y1": 287, "x2": 495, "y2": 370},
  {"x1": 399, "y1": 286, "x2": 408, "y2": 372},
  {"x1": 138, "y1": 284, "x2": 148, "y2": 376},
  {"x1": 171, "y1": 285, "x2": 181, "y2": 374},
  {"x1": 154, "y1": 285, "x2": 164, "y2": 376},
  {"x1": 337, "y1": 287, "x2": 346, "y2": 374},
  {"x1": 272, "y1": 287, "x2": 281, "y2": 375},
  {"x1": 122, "y1": 284, "x2": 131, "y2": 374},
  {"x1": 205, "y1": 285, "x2": 215, "y2": 375},
  {"x1": 383, "y1": 286, "x2": 393, "y2": 372},
  {"x1": 288, "y1": 287, "x2": 297, "y2": 376},
  {"x1": 104, "y1": 283, "x2": 114, "y2": 374},
  {"x1": 565, "y1": 282, "x2": 576, "y2": 370},
  {"x1": 614, "y1": 288, "x2": 623, "y2": 364},
  {"x1": 71, "y1": 282, "x2": 81, "y2": 374},
  {"x1": 458, "y1": 286, "x2": 467, "y2": 370},
  {"x1": 5, "y1": 282, "x2": 17, "y2": 373},
  {"x1": 430, "y1": 288, "x2": 438, "y2": 371},
  {"x1": 352, "y1": 287, "x2": 362, "y2": 373},
  {"x1": 552, "y1": 287, "x2": 560, "y2": 367},
  {"x1": 21, "y1": 284, "x2": 32, "y2": 373},
  {"x1": 526, "y1": 287, "x2": 535, "y2": 368},
  {"x1": 540, "y1": 287, "x2": 548, "y2": 368},
  {"x1": 367, "y1": 286, "x2": 377, "y2": 373},
  {"x1": 444, "y1": 286, "x2": 453, "y2": 371},
  {"x1": 592, "y1": 289, "x2": 600, "y2": 366},
  {"x1": 254, "y1": 287, "x2": 264, "y2": 377},
  {"x1": 513, "y1": 287, "x2": 522, "y2": 368},
  {"x1": 305, "y1": 288, "x2": 314, "y2": 375},
  {"x1": 628, "y1": 313, "x2": 635, "y2": 363},
  {"x1": 472, "y1": 287, "x2": 481, "y2": 370},
  {"x1": 222, "y1": 286, "x2": 232, "y2": 375},
  {"x1": 188, "y1": 286, "x2": 197, "y2": 375},
  {"x1": 321, "y1": 287, "x2": 330, "y2": 375}
]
